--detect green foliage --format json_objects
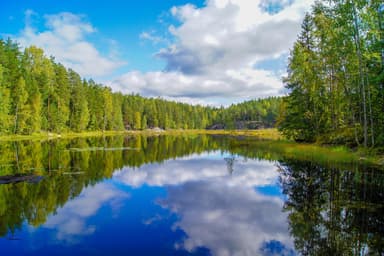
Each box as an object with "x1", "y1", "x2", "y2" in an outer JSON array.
[
  {"x1": 0, "y1": 64, "x2": 11, "y2": 133},
  {"x1": 69, "y1": 71, "x2": 89, "y2": 132},
  {"x1": 0, "y1": 38, "x2": 282, "y2": 135},
  {"x1": 210, "y1": 97, "x2": 282, "y2": 130},
  {"x1": 13, "y1": 77, "x2": 29, "y2": 134},
  {"x1": 279, "y1": 1, "x2": 384, "y2": 147},
  {"x1": 134, "y1": 111, "x2": 141, "y2": 130}
]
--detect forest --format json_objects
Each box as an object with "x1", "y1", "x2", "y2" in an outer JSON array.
[
  {"x1": 0, "y1": 38, "x2": 279, "y2": 135},
  {"x1": 278, "y1": 1, "x2": 384, "y2": 147},
  {"x1": 0, "y1": 1, "x2": 383, "y2": 149}
]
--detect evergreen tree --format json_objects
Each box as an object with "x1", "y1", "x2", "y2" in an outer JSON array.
[
  {"x1": 134, "y1": 111, "x2": 141, "y2": 130},
  {"x1": 141, "y1": 115, "x2": 147, "y2": 130},
  {"x1": 69, "y1": 70, "x2": 89, "y2": 132},
  {"x1": 111, "y1": 93, "x2": 124, "y2": 130},
  {"x1": 51, "y1": 63, "x2": 70, "y2": 133},
  {"x1": 13, "y1": 77, "x2": 29, "y2": 134},
  {"x1": 0, "y1": 64, "x2": 11, "y2": 133}
]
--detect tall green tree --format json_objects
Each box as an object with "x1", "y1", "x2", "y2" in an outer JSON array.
[
  {"x1": 13, "y1": 77, "x2": 29, "y2": 134},
  {"x1": 102, "y1": 87, "x2": 113, "y2": 130},
  {"x1": 279, "y1": 1, "x2": 384, "y2": 146},
  {"x1": 0, "y1": 64, "x2": 11, "y2": 133},
  {"x1": 111, "y1": 93, "x2": 124, "y2": 130},
  {"x1": 69, "y1": 71, "x2": 89, "y2": 132},
  {"x1": 134, "y1": 111, "x2": 141, "y2": 130},
  {"x1": 51, "y1": 63, "x2": 70, "y2": 132}
]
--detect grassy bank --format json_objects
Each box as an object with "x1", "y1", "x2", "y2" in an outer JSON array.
[
  {"x1": 0, "y1": 130, "x2": 162, "y2": 142},
  {"x1": 215, "y1": 130, "x2": 383, "y2": 169},
  {"x1": 0, "y1": 128, "x2": 282, "y2": 142},
  {"x1": 204, "y1": 129, "x2": 382, "y2": 168}
]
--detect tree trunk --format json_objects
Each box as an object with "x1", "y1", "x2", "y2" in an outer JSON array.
[
  {"x1": 351, "y1": 0, "x2": 368, "y2": 147},
  {"x1": 14, "y1": 104, "x2": 18, "y2": 134}
]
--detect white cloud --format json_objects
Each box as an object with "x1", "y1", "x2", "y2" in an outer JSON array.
[
  {"x1": 140, "y1": 31, "x2": 169, "y2": 45},
  {"x1": 110, "y1": 0, "x2": 314, "y2": 105},
  {"x1": 17, "y1": 11, "x2": 125, "y2": 78},
  {"x1": 108, "y1": 68, "x2": 282, "y2": 106}
]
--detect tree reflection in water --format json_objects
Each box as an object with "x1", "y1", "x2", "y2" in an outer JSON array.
[
  {"x1": 278, "y1": 160, "x2": 384, "y2": 255},
  {"x1": 0, "y1": 134, "x2": 383, "y2": 256},
  {"x1": 0, "y1": 135, "x2": 217, "y2": 237}
]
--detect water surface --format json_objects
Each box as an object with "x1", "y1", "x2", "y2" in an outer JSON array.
[{"x1": 0, "y1": 135, "x2": 382, "y2": 255}]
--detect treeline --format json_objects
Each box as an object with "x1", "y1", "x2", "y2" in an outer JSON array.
[
  {"x1": 0, "y1": 38, "x2": 215, "y2": 134},
  {"x1": 0, "y1": 38, "x2": 280, "y2": 135},
  {"x1": 213, "y1": 97, "x2": 282, "y2": 129},
  {"x1": 278, "y1": 1, "x2": 384, "y2": 147}
]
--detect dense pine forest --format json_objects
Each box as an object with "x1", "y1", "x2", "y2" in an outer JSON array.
[
  {"x1": 0, "y1": 38, "x2": 279, "y2": 135},
  {"x1": 278, "y1": 1, "x2": 384, "y2": 147}
]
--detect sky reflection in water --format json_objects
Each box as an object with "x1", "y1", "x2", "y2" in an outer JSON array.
[{"x1": 2, "y1": 151, "x2": 294, "y2": 256}]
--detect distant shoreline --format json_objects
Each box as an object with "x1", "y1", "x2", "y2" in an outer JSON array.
[{"x1": 0, "y1": 128, "x2": 282, "y2": 142}]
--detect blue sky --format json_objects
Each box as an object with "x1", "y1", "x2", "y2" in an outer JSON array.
[{"x1": 0, "y1": 0, "x2": 313, "y2": 106}]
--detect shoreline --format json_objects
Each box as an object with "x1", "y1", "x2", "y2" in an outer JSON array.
[
  {"x1": 0, "y1": 128, "x2": 382, "y2": 168},
  {"x1": 0, "y1": 128, "x2": 282, "y2": 141}
]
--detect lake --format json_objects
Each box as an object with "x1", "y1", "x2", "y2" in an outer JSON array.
[{"x1": 0, "y1": 135, "x2": 383, "y2": 255}]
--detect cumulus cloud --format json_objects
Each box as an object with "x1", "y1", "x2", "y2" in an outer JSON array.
[
  {"x1": 43, "y1": 183, "x2": 129, "y2": 243},
  {"x1": 17, "y1": 11, "x2": 125, "y2": 78},
  {"x1": 110, "y1": 0, "x2": 314, "y2": 105}
]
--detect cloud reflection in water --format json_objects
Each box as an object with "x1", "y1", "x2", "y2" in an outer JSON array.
[
  {"x1": 43, "y1": 183, "x2": 129, "y2": 243},
  {"x1": 114, "y1": 152, "x2": 294, "y2": 255}
]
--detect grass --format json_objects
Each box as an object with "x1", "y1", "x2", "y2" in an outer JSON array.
[
  {"x1": 0, "y1": 128, "x2": 283, "y2": 141},
  {"x1": 235, "y1": 139, "x2": 360, "y2": 164},
  {"x1": 0, "y1": 130, "x2": 162, "y2": 142},
  {"x1": 216, "y1": 130, "x2": 382, "y2": 168},
  {"x1": 196, "y1": 128, "x2": 284, "y2": 140}
]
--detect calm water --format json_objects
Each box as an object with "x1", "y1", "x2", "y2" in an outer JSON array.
[{"x1": 0, "y1": 135, "x2": 383, "y2": 255}]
